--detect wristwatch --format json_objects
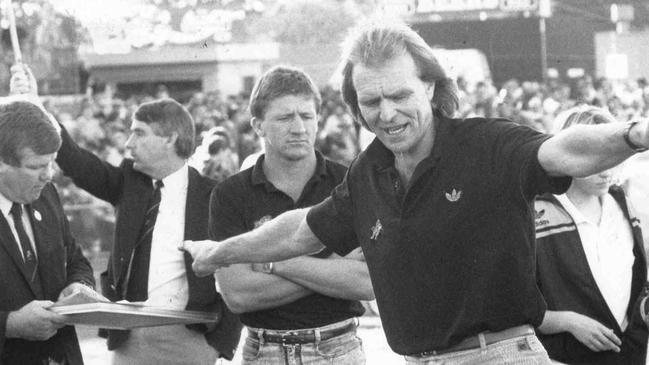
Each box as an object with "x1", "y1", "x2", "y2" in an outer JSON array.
[
  {"x1": 260, "y1": 262, "x2": 274, "y2": 274},
  {"x1": 623, "y1": 120, "x2": 648, "y2": 153}
]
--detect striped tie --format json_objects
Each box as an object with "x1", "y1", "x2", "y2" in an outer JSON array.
[
  {"x1": 9, "y1": 203, "x2": 38, "y2": 282},
  {"x1": 126, "y1": 180, "x2": 163, "y2": 301}
]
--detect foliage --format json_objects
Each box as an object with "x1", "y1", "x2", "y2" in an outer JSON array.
[
  {"x1": 251, "y1": 0, "x2": 366, "y2": 45},
  {"x1": 0, "y1": 0, "x2": 88, "y2": 94}
]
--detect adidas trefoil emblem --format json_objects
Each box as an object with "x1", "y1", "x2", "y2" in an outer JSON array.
[{"x1": 445, "y1": 189, "x2": 462, "y2": 202}]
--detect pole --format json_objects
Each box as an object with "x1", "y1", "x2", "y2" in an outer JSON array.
[
  {"x1": 539, "y1": 16, "x2": 547, "y2": 83},
  {"x1": 4, "y1": 0, "x2": 23, "y2": 64}
]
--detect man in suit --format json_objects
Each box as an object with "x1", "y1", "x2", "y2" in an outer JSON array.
[
  {"x1": 11, "y1": 65, "x2": 242, "y2": 364},
  {"x1": 0, "y1": 99, "x2": 95, "y2": 365}
]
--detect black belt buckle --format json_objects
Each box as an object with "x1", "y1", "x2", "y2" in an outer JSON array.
[
  {"x1": 280, "y1": 332, "x2": 308, "y2": 345},
  {"x1": 264, "y1": 330, "x2": 313, "y2": 345},
  {"x1": 261, "y1": 321, "x2": 354, "y2": 344}
]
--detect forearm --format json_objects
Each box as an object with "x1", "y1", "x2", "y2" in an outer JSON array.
[
  {"x1": 538, "y1": 310, "x2": 575, "y2": 334},
  {"x1": 217, "y1": 209, "x2": 323, "y2": 264},
  {"x1": 273, "y1": 256, "x2": 374, "y2": 301},
  {"x1": 540, "y1": 123, "x2": 637, "y2": 177},
  {"x1": 216, "y1": 265, "x2": 312, "y2": 313}
]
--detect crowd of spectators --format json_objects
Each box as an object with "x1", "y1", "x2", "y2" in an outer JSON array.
[
  {"x1": 45, "y1": 74, "x2": 649, "y2": 254},
  {"x1": 456, "y1": 75, "x2": 649, "y2": 132}
]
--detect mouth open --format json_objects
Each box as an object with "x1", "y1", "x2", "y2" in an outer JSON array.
[{"x1": 384, "y1": 124, "x2": 407, "y2": 135}]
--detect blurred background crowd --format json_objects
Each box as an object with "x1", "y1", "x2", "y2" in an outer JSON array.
[{"x1": 43, "y1": 73, "x2": 649, "y2": 257}]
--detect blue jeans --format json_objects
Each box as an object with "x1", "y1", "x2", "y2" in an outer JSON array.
[
  {"x1": 405, "y1": 334, "x2": 552, "y2": 365},
  {"x1": 243, "y1": 319, "x2": 365, "y2": 365}
]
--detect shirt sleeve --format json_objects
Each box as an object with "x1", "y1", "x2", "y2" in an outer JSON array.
[
  {"x1": 306, "y1": 170, "x2": 358, "y2": 256},
  {"x1": 209, "y1": 182, "x2": 248, "y2": 241},
  {"x1": 485, "y1": 119, "x2": 571, "y2": 200}
]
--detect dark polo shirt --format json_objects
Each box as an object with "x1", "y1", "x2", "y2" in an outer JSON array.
[
  {"x1": 307, "y1": 114, "x2": 571, "y2": 355},
  {"x1": 210, "y1": 151, "x2": 365, "y2": 330}
]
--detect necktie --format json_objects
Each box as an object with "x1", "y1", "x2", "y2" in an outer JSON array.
[
  {"x1": 126, "y1": 180, "x2": 163, "y2": 301},
  {"x1": 9, "y1": 203, "x2": 38, "y2": 282}
]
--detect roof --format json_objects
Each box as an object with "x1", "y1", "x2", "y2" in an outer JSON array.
[{"x1": 82, "y1": 42, "x2": 279, "y2": 69}]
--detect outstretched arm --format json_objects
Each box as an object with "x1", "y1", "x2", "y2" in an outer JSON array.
[
  {"x1": 183, "y1": 208, "x2": 324, "y2": 276},
  {"x1": 539, "y1": 121, "x2": 648, "y2": 177}
]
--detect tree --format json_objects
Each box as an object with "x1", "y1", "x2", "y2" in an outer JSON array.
[
  {"x1": 252, "y1": 0, "x2": 364, "y2": 45},
  {"x1": 0, "y1": 0, "x2": 88, "y2": 94}
]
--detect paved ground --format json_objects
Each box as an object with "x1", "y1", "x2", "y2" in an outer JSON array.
[{"x1": 78, "y1": 315, "x2": 403, "y2": 364}]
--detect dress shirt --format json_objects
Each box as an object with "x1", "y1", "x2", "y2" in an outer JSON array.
[
  {"x1": 556, "y1": 193, "x2": 634, "y2": 329},
  {"x1": 0, "y1": 192, "x2": 37, "y2": 260},
  {"x1": 146, "y1": 164, "x2": 189, "y2": 309}
]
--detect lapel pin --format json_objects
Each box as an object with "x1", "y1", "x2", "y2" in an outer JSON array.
[{"x1": 33, "y1": 210, "x2": 42, "y2": 222}]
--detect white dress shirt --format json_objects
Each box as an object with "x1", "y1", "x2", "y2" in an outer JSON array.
[
  {"x1": 0, "y1": 193, "x2": 37, "y2": 260},
  {"x1": 556, "y1": 193, "x2": 635, "y2": 329},
  {"x1": 115, "y1": 165, "x2": 216, "y2": 365},
  {"x1": 146, "y1": 164, "x2": 189, "y2": 309}
]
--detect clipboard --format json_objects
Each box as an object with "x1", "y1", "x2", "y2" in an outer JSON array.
[
  {"x1": 49, "y1": 289, "x2": 219, "y2": 329},
  {"x1": 50, "y1": 302, "x2": 219, "y2": 329}
]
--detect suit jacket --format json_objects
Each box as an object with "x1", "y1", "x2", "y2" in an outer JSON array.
[
  {"x1": 0, "y1": 184, "x2": 94, "y2": 365},
  {"x1": 56, "y1": 126, "x2": 242, "y2": 360}
]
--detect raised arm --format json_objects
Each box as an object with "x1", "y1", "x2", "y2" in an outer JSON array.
[{"x1": 539, "y1": 120, "x2": 648, "y2": 177}]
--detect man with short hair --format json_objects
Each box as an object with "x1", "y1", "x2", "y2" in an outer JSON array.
[
  {"x1": 11, "y1": 65, "x2": 242, "y2": 364},
  {"x1": 0, "y1": 99, "x2": 94, "y2": 365},
  {"x1": 213, "y1": 65, "x2": 372, "y2": 364},
  {"x1": 182, "y1": 19, "x2": 649, "y2": 364}
]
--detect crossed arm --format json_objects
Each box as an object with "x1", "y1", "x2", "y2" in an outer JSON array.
[
  {"x1": 217, "y1": 248, "x2": 373, "y2": 314},
  {"x1": 205, "y1": 179, "x2": 373, "y2": 314},
  {"x1": 188, "y1": 208, "x2": 324, "y2": 276}
]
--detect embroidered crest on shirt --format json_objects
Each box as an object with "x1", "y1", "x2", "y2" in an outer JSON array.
[
  {"x1": 254, "y1": 215, "x2": 273, "y2": 229},
  {"x1": 370, "y1": 219, "x2": 383, "y2": 241},
  {"x1": 445, "y1": 189, "x2": 462, "y2": 202}
]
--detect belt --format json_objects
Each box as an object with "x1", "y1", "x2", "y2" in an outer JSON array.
[
  {"x1": 411, "y1": 325, "x2": 534, "y2": 357},
  {"x1": 249, "y1": 321, "x2": 356, "y2": 345}
]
